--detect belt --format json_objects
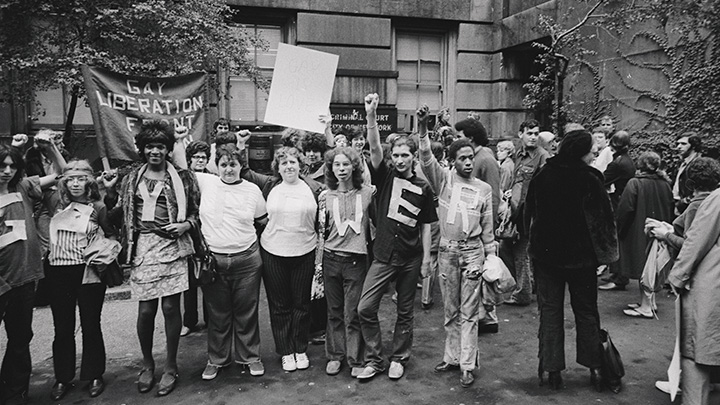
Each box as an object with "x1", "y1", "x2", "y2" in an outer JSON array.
[{"x1": 323, "y1": 249, "x2": 366, "y2": 262}]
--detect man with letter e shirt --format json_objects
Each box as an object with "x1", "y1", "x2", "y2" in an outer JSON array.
[{"x1": 356, "y1": 93, "x2": 438, "y2": 381}]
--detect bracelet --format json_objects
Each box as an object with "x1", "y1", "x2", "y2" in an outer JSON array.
[{"x1": 367, "y1": 124, "x2": 377, "y2": 129}]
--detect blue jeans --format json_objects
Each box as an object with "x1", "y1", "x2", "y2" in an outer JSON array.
[
  {"x1": 438, "y1": 239, "x2": 483, "y2": 371},
  {"x1": 323, "y1": 251, "x2": 367, "y2": 368},
  {"x1": 203, "y1": 244, "x2": 263, "y2": 366},
  {"x1": 358, "y1": 253, "x2": 422, "y2": 371}
]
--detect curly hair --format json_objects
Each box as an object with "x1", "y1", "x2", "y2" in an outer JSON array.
[
  {"x1": 57, "y1": 159, "x2": 101, "y2": 205},
  {"x1": 135, "y1": 120, "x2": 175, "y2": 161},
  {"x1": 271, "y1": 146, "x2": 305, "y2": 177},
  {"x1": 0, "y1": 144, "x2": 25, "y2": 191},
  {"x1": 343, "y1": 125, "x2": 366, "y2": 143},
  {"x1": 686, "y1": 157, "x2": 720, "y2": 192},
  {"x1": 186, "y1": 140, "x2": 211, "y2": 162},
  {"x1": 455, "y1": 118, "x2": 488, "y2": 147},
  {"x1": 280, "y1": 128, "x2": 306, "y2": 148},
  {"x1": 447, "y1": 138, "x2": 474, "y2": 160},
  {"x1": 497, "y1": 140, "x2": 515, "y2": 155},
  {"x1": 301, "y1": 132, "x2": 328, "y2": 154},
  {"x1": 636, "y1": 151, "x2": 662, "y2": 173},
  {"x1": 324, "y1": 147, "x2": 364, "y2": 190},
  {"x1": 215, "y1": 131, "x2": 237, "y2": 147}
]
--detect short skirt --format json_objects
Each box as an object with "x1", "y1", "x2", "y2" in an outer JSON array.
[{"x1": 130, "y1": 232, "x2": 189, "y2": 301}]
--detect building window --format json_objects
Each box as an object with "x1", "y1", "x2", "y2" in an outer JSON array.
[
  {"x1": 33, "y1": 86, "x2": 93, "y2": 127},
  {"x1": 228, "y1": 24, "x2": 282, "y2": 124},
  {"x1": 396, "y1": 32, "x2": 444, "y2": 132}
]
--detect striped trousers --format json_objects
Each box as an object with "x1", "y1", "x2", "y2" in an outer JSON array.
[{"x1": 260, "y1": 248, "x2": 315, "y2": 356}]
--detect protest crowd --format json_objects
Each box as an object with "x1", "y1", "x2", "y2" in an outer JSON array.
[{"x1": 2, "y1": 91, "x2": 720, "y2": 405}]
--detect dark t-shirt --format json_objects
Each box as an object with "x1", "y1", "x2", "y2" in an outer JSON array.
[
  {"x1": 0, "y1": 176, "x2": 43, "y2": 296},
  {"x1": 370, "y1": 160, "x2": 438, "y2": 263}
]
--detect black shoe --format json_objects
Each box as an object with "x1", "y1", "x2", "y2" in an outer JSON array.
[
  {"x1": 434, "y1": 361, "x2": 460, "y2": 373},
  {"x1": 607, "y1": 378, "x2": 622, "y2": 394},
  {"x1": 548, "y1": 371, "x2": 563, "y2": 390},
  {"x1": 50, "y1": 381, "x2": 73, "y2": 401},
  {"x1": 137, "y1": 368, "x2": 155, "y2": 394},
  {"x1": 89, "y1": 377, "x2": 105, "y2": 398},
  {"x1": 590, "y1": 368, "x2": 602, "y2": 392},
  {"x1": 460, "y1": 370, "x2": 475, "y2": 387},
  {"x1": 478, "y1": 324, "x2": 499, "y2": 334},
  {"x1": 156, "y1": 373, "x2": 178, "y2": 397}
]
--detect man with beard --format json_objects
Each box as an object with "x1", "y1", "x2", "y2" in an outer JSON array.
[{"x1": 673, "y1": 132, "x2": 702, "y2": 214}]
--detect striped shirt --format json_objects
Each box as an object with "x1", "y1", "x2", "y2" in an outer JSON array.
[{"x1": 48, "y1": 202, "x2": 100, "y2": 266}]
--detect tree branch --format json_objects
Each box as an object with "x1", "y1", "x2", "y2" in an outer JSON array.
[{"x1": 552, "y1": 0, "x2": 605, "y2": 50}]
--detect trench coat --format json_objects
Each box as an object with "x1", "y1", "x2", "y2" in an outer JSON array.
[
  {"x1": 615, "y1": 172, "x2": 673, "y2": 279},
  {"x1": 668, "y1": 188, "x2": 720, "y2": 364}
]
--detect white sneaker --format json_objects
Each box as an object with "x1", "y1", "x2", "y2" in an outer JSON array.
[
  {"x1": 281, "y1": 354, "x2": 297, "y2": 372},
  {"x1": 202, "y1": 363, "x2": 220, "y2": 380},
  {"x1": 295, "y1": 353, "x2": 310, "y2": 370},
  {"x1": 180, "y1": 326, "x2": 191, "y2": 337},
  {"x1": 388, "y1": 361, "x2": 404, "y2": 380},
  {"x1": 356, "y1": 366, "x2": 378, "y2": 380}
]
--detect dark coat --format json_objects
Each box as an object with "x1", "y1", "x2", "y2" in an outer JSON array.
[
  {"x1": 603, "y1": 153, "x2": 635, "y2": 209},
  {"x1": 615, "y1": 172, "x2": 674, "y2": 279},
  {"x1": 525, "y1": 156, "x2": 619, "y2": 268}
]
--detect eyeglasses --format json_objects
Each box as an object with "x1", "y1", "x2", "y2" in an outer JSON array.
[{"x1": 191, "y1": 155, "x2": 208, "y2": 161}]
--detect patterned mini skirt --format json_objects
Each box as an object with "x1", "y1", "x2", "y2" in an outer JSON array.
[{"x1": 130, "y1": 232, "x2": 189, "y2": 301}]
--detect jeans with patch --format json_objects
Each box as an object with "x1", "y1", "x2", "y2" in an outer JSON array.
[{"x1": 438, "y1": 239, "x2": 483, "y2": 371}]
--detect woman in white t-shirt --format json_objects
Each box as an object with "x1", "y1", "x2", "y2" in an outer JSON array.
[
  {"x1": 242, "y1": 146, "x2": 324, "y2": 373},
  {"x1": 195, "y1": 145, "x2": 268, "y2": 381}
]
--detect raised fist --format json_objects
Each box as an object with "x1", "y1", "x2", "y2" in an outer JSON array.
[
  {"x1": 11, "y1": 134, "x2": 28, "y2": 148},
  {"x1": 364, "y1": 93, "x2": 379, "y2": 114},
  {"x1": 174, "y1": 125, "x2": 189, "y2": 140}
]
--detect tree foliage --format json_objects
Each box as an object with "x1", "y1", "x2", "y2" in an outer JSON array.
[
  {"x1": 600, "y1": 0, "x2": 720, "y2": 163},
  {"x1": 523, "y1": 1, "x2": 608, "y2": 134},
  {"x1": 0, "y1": 0, "x2": 267, "y2": 120}
]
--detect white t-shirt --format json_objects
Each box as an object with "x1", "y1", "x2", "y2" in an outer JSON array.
[
  {"x1": 196, "y1": 173, "x2": 266, "y2": 253},
  {"x1": 261, "y1": 181, "x2": 318, "y2": 257}
]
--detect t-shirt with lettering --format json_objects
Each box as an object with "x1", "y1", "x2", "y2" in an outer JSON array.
[
  {"x1": 196, "y1": 173, "x2": 266, "y2": 254},
  {"x1": 261, "y1": 181, "x2": 318, "y2": 257},
  {"x1": 0, "y1": 176, "x2": 43, "y2": 296},
  {"x1": 321, "y1": 186, "x2": 374, "y2": 255},
  {"x1": 419, "y1": 141, "x2": 495, "y2": 256},
  {"x1": 370, "y1": 160, "x2": 438, "y2": 263}
]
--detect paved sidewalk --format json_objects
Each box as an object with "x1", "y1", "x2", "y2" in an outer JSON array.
[{"x1": 2, "y1": 281, "x2": 710, "y2": 404}]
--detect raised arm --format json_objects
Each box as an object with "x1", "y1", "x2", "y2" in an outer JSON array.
[
  {"x1": 172, "y1": 125, "x2": 189, "y2": 170},
  {"x1": 34, "y1": 134, "x2": 67, "y2": 189},
  {"x1": 320, "y1": 113, "x2": 335, "y2": 148},
  {"x1": 416, "y1": 105, "x2": 444, "y2": 195},
  {"x1": 365, "y1": 93, "x2": 383, "y2": 170}
]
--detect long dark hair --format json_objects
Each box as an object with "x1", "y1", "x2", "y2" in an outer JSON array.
[{"x1": 0, "y1": 144, "x2": 25, "y2": 191}]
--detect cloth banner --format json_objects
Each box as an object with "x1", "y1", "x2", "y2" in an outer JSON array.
[{"x1": 82, "y1": 66, "x2": 207, "y2": 163}]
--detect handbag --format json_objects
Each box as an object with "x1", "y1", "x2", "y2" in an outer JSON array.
[
  {"x1": 495, "y1": 193, "x2": 518, "y2": 240},
  {"x1": 188, "y1": 221, "x2": 216, "y2": 286},
  {"x1": 599, "y1": 328, "x2": 624, "y2": 393},
  {"x1": 84, "y1": 233, "x2": 124, "y2": 288}
]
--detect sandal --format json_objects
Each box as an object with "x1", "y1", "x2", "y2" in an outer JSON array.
[
  {"x1": 623, "y1": 308, "x2": 654, "y2": 319},
  {"x1": 157, "y1": 372, "x2": 178, "y2": 397},
  {"x1": 137, "y1": 368, "x2": 155, "y2": 394}
]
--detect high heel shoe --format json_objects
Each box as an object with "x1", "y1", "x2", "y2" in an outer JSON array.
[
  {"x1": 590, "y1": 368, "x2": 603, "y2": 392},
  {"x1": 548, "y1": 371, "x2": 563, "y2": 390}
]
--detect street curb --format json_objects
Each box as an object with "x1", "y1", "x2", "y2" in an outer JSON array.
[{"x1": 105, "y1": 284, "x2": 132, "y2": 301}]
